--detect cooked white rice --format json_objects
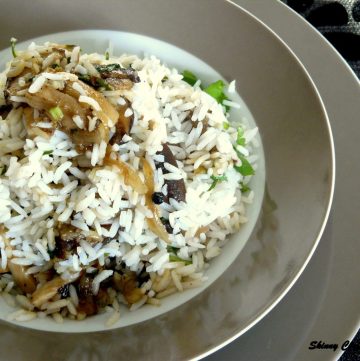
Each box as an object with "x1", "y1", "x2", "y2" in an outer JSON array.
[{"x1": 0, "y1": 40, "x2": 259, "y2": 324}]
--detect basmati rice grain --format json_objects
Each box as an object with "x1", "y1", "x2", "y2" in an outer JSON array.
[{"x1": 105, "y1": 310, "x2": 120, "y2": 327}]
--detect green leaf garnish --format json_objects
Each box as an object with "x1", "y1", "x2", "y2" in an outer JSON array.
[
  {"x1": 105, "y1": 51, "x2": 110, "y2": 60},
  {"x1": 10, "y1": 38, "x2": 17, "y2": 58},
  {"x1": 43, "y1": 150, "x2": 53, "y2": 156},
  {"x1": 182, "y1": 70, "x2": 198, "y2": 86},
  {"x1": 236, "y1": 127, "x2": 245, "y2": 145},
  {"x1": 49, "y1": 106, "x2": 64, "y2": 122},
  {"x1": 223, "y1": 122, "x2": 230, "y2": 130},
  {"x1": 167, "y1": 245, "x2": 179, "y2": 254},
  {"x1": 204, "y1": 80, "x2": 228, "y2": 104},
  {"x1": 234, "y1": 155, "x2": 255, "y2": 176},
  {"x1": 240, "y1": 182, "x2": 250, "y2": 193},
  {"x1": 1, "y1": 165, "x2": 7, "y2": 176},
  {"x1": 167, "y1": 245, "x2": 192, "y2": 265},
  {"x1": 209, "y1": 174, "x2": 228, "y2": 191},
  {"x1": 169, "y1": 254, "x2": 192, "y2": 265}
]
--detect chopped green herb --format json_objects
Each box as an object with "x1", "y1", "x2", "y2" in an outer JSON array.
[
  {"x1": 105, "y1": 51, "x2": 110, "y2": 60},
  {"x1": 167, "y1": 245, "x2": 179, "y2": 254},
  {"x1": 169, "y1": 254, "x2": 192, "y2": 265},
  {"x1": 237, "y1": 126, "x2": 244, "y2": 137},
  {"x1": 234, "y1": 154, "x2": 255, "y2": 176},
  {"x1": 236, "y1": 127, "x2": 246, "y2": 145},
  {"x1": 209, "y1": 174, "x2": 228, "y2": 191},
  {"x1": 95, "y1": 63, "x2": 121, "y2": 73},
  {"x1": 223, "y1": 122, "x2": 230, "y2": 130},
  {"x1": 240, "y1": 182, "x2": 250, "y2": 193},
  {"x1": 10, "y1": 38, "x2": 17, "y2": 58},
  {"x1": 78, "y1": 74, "x2": 91, "y2": 82},
  {"x1": 43, "y1": 150, "x2": 53, "y2": 156},
  {"x1": 49, "y1": 106, "x2": 64, "y2": 122},
  {"x1": 204, "y1": 80, "x2": 228, "y2": 105},
  {"x1": 182, "y1": 70, "x2": 198, "y2": 86},
  {"x1": 1, "y1": 165, "x2": 7, "y2": 176},
  {"x1": 162, "y1": 76, "x2": 168, "y2": 83},
  {"x1": 167, "y1": 245, "x2": 192, "y2": 264}
]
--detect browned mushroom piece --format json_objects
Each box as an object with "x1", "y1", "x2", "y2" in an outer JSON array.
[
  {"x1": 113, "y1": 271, "x2": 143, "y2": 305},
  {"x1": 109, "y1": 100, "x2": 134, "y2": 145},
  {"x1": 75, "y1": 274, "x2": 112, "y2": 315},
  {"x1": 156, "y1": 143, "x2": 186, "y2": 203},
  {"x1": 95, "y1": 287, "x2": 112, "y2": 308},
  {"x1": 96, "y1": 65, "x2": 140, "y2": 83},
  {"x1": 95, "y1": 64, "x2": 140, "y2": 91},
  {"x1": 54, "y1": 224, "x2": 103, "y2": 259},
  {"x1": 8, "y1": 261, "x2": 37, "y2": 294},
  {"x1": 77, "y1": 295, "x2": 98, "y2": 316},
  {"x1": 75, "y1": 274, "x2": 98, "y2": 315}
]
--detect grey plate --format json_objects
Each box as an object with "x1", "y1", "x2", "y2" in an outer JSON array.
[
  {"x1": 210, "y1": 1, "x2": 360, "y2": 360},
  {"x1": 0, "y1": 1, "x2": 334, "y2": 360}
]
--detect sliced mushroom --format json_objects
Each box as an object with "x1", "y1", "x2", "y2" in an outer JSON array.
[
  {"x1": 8, "y1": 261, "x2": 37, "y2": 294},
  {"x1": 77, "y1": 295, "x2": 97, "y2": 316},
  {"x1": 109, "y1": 101, "x2": 134, "y2": 145},
  {"x1": 76, "y1": 274, "x2": 101, "y2": 316},
  {"x1": 54, "y1": 224, "x2": 103, "y2": 259},
  {"x1": 95, "y1": 64, "x2": 140, "y2": 83},
  {"x1": 156, "y1": 143, "x2": 186, "y2": 203},
  {"x1": 54, "y1": 225, "x2": 79, "y2": 259},
  {"x1": 113, "y1": 271, "x2": 143, "y2": 305},
  {"x1": 32, "y1": 276, "x2": 67, "y2": 308},
  {"x1": 95, "y1": 288, "x2": 111, "y2": 308}
]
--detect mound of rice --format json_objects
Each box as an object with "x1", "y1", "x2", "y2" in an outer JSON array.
[{"x1": 0, "y1": 40, "x2": 259, "y2": 325}]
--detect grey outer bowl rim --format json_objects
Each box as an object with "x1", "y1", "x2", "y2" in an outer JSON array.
[
  {"x1": 0, "y1": 2, "x2": 335, "y2": 358},
  {"x1": 195, "y1": 1, "x2": 336, "y2": 359}
]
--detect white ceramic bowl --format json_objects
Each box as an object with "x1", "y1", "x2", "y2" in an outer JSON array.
[{"x1": 0, "y1": 30, "x2": 265, "y2": 332}]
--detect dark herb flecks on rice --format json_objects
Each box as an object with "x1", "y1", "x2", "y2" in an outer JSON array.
[{"x1": 0, "y1": 39, "x2": 258, "y2": 325}]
